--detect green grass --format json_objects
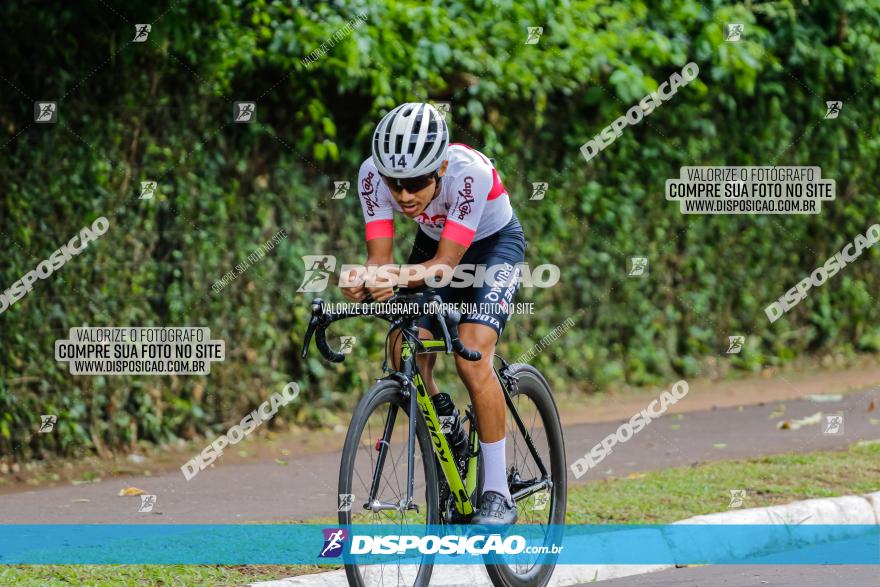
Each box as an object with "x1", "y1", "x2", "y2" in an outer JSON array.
[
  {"x1": 4, "y1": 442, "x2": 879, "y2": 586},
  {"x1": 568, "y1": 441, "x2": 880, "y2": 523},
  {"x1": 0, "y1": 564, "x2": 330, "y2": 586}
]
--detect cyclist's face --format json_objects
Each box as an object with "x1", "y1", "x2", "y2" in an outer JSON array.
[{"x1": 383, "y1": 161, "x2": 448, "y2": 218}]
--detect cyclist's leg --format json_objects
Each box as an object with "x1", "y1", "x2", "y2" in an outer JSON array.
[
  {"x1": 454, "y1": 323, "x2": 504, "y2": 441},
  {"x1": 454, "y1": 219, "x2": 526, "y2": 521},
  {"x1": 456, "y1": 319, "x2": 520, "y2": 525},
  {"x1": 387, "y1": 326, "x2": 440, "y2": 396},
  {"x1": 454, "y1": 323, "x2": 515, "y2": 513}
]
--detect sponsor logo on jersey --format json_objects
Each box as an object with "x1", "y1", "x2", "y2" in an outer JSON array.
[
  {"x1": 415, "y1": 212, "x2": 446, "y2": 227},
  {"x1": 361, "y1": 171, "x2": 378, "y2": 216},
  {"x1": 455, "y1": 176, "x2": 475, "y2": 220}
]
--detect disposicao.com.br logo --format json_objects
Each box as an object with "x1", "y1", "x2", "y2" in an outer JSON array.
[
  {"x1": 318, "y1": 528, "x2": 349, "y2": 558},
  {"x1": 318, "y1": 529, "x2": 560, "y2": 557}
]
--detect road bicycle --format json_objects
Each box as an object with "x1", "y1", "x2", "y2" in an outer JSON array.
[{"x1": 302, "y1": 291, "x2": 566, "y2": 587}]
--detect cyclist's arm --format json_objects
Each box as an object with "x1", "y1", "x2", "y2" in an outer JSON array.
[
  {"x1": 365, "y1": 237, "x2": 393, "y2": 266},
  {"x1": 340, "y1": 237, "x2": 395, "y2": 302},
  {"x1": 358, "y1": 160, "x2": 394, "y2": 244},
  {"x1": 342, "y1": 161, "x2": 395, "y2": 301},
  {"x1": 363, "y1": 237, "x2": 396, "y2": 300}
]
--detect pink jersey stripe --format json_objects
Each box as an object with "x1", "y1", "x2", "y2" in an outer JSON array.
[
  {"x1": 365, "y1": 219, "x2": 394, "y2": 240},
  {"x1": 488, "y1": 169, "x2": 507, "y2": 201},
  {"x1": 451, "y1": 143, "x2": 506, "y2": 200},
  {"x1": 440, "y1": 220, "x2": 477, "y2": 247}
]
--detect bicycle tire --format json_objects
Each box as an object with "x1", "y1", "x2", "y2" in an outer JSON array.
[
  {"x1": 339, "y1": 379, "x2": 440, "y2": 587},
  {"x1": 485, "y1": 363, "x2": 567, "y2": 587}
]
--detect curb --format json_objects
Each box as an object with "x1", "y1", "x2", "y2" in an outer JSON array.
[{"x1": 252, "y1": 491, "x2": 880, "y2": 586}]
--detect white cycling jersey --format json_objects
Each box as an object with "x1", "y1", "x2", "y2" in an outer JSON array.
[{"x1": 357, "y1": 143, "x2": 513, "y2": 247}]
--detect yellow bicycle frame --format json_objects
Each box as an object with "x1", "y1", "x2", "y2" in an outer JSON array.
[{"x1": 402, "y1": 339, "x2": 478, "y2": 516}]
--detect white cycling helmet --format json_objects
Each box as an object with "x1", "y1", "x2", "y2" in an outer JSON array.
[{"x1": 371, "y1": 102, "x2": 449, "y2": 178}]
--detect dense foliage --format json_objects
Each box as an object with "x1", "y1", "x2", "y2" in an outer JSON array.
[{"x1": 1, "y1": 0, "x2": 879, "y2": 459}]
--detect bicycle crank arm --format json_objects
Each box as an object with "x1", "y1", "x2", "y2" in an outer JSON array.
[
  {"x1": 511, "y1": 478, "x2": 553, "y2": 503},
  {"x1": 365, "y1": 498, "x2": 420, "y2": 513}
]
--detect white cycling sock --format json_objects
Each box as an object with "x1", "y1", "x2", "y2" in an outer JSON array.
[{"x1": 480, "y1": 438, "x2": 512, "y2": 505}]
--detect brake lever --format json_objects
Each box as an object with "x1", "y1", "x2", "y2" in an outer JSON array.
[
  {"x1": 300, "y1": 298, "x2": 325, "y2": 358},
  {"x1": 301, "y1": 315, "x2": 318, "y2": 359},
  {"x1": 436, "y1": 310, "x2": 453, "y2": 354}
]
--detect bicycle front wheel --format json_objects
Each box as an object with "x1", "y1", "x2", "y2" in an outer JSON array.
[
  {"x1": 339, "y1": 379, "x2": 440, "y2": 587},
  {"x1": 486, "y1": 363, "x2": 567, "y2": 587}
]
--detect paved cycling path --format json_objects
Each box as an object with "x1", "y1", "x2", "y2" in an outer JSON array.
[
  {"x1": 578, "y1": 564, "x2": 880, "y2": 586},
  {"x1": 1, "y1": 383, "x2": 877, "y2": 523}
]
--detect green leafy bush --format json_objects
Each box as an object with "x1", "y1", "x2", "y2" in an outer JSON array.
[{"x1": 1, "y1": 0, "x2": 878, "y2": 459}]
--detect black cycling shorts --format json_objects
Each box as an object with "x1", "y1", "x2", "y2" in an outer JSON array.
[{"x1": 404, "y1": 214, "x2": 526, "y2": 339}]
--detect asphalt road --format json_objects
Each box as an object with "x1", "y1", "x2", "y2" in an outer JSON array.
[
  {"x1": 580, "y1": 532, "x2": 880, "y2": 585},
  {"x1": 587, "y1": 565, "x2": 880, "y2": 586},
  {"x1": 0, "y1": 388, "x2": 877, "y2": 523}
]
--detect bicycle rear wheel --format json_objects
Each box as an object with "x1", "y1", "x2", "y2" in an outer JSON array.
[
  {"x1": 485, "y1": 363, "x2": 567, "y2": 587},
  {"x1": 339, "y1": 379, "x2": 440, "y2": 587}
]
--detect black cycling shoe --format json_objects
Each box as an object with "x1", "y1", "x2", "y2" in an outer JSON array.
[{"x1": 471, "y1": 491, "x2": 518, "y2": 526}]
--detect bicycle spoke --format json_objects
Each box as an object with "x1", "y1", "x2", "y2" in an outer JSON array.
[
  {"x1": 378, "y1": 439, "x2": 405, "y2": 506},
  {"x1": 388, "y1": 431, "x2": 405, "y2": 498}
]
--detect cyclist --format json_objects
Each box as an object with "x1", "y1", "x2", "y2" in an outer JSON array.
[{"x1": 341, "y1": 102, "x2": 525, "y2": 525}]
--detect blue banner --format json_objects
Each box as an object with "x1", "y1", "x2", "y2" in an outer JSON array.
[{"x1": 0, "y1": 524, "x2": 878, "y2": 565}]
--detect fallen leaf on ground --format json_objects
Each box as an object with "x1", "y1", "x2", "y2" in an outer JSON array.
[
  {"x1": 869, "y1": 418, "x2": 880, "y2": 425},
  {"x1": 805, "y1": 394, "x2": 843, "y2": 403},
  {"x1": 275, "y1": 459, "x2": 289, "y2": 466},
  {"x1": 670, "y1": 424, "x2": 680, "y2": 430},
  {"x1": 71, "y1": 498, "x2": 90, "y2": 503},
  {"x1": 713, "y1": 443, "x2": 727, "y2": 449},
  {"x1": 769, "y1": 405, "x2": 786, "y2": 419},
  {"x1": 627, "y1": 472, "x2": 645, "y2": 479},
  {"x1": 118, "y1": 487, "x2": 145, "y2": 497},
  {"x1": 868, "y1": 400, "x2": 876, "y2": 412},
  {"x1": 777, "y1": 412, "x2": 823, "y2": 430}
]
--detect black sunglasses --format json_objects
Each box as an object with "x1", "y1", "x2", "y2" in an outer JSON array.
[{"x1": 380, "y1": 172, "x2": 438, "y2": 193}]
